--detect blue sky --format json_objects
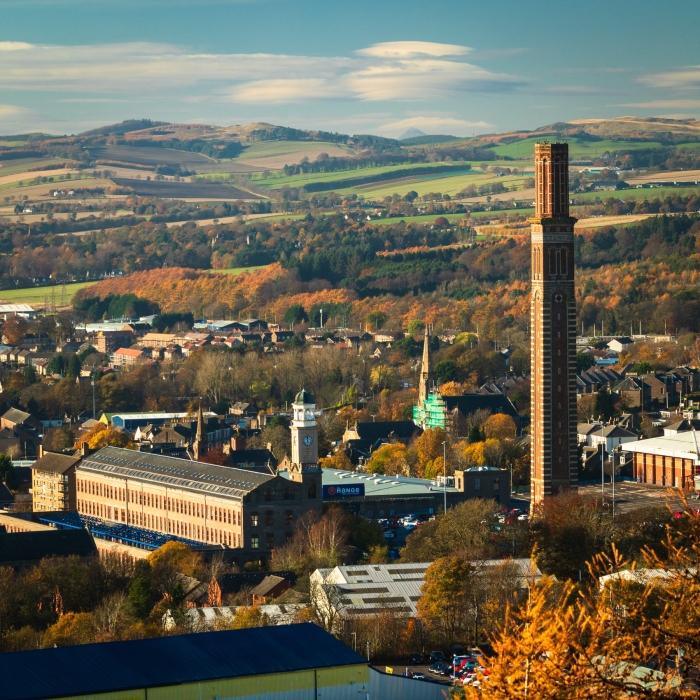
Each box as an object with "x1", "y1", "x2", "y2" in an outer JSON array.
[{"x1": 0, "y1": 0, "x2": 699, "y2": 137}]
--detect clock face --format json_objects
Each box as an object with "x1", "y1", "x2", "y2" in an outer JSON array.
[{"x1": 303, "y1": 435, "x2": 313, "y2": 446}]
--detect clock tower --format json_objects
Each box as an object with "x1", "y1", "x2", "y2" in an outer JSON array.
[{"x1": 288, "y1": 389, "x2": 322, "y2": 500}]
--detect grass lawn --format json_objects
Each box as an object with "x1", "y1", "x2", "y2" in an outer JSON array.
[{"x1": 0, "y1": 280, "x2": 96, "y2": 306}]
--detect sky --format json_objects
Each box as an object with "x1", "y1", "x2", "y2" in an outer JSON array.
[{"x1": 0, "y1": 0, "x2": 699, "y2": 138}]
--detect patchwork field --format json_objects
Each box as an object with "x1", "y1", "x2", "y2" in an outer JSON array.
[
  {"x1": 89, "y1": 145, "x2": 214, "y2": 170},
  {"x1": 112, "y1": 178, "x2": 260, "y2": 199}
]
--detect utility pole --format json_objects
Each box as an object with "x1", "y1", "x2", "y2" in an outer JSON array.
[{"x1": 442, "y1": 440, "x2": 447, "y2": 514}]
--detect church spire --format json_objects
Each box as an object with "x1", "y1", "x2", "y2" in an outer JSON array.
[{"x1": 419, "y1": 326, "x2": 432, "y2": 404}]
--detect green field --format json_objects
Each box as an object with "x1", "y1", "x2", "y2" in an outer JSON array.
[
  {"x1": 233, "y1": 140, "x2": 352, "y2": 161},
  {"x1": 575, "y1": 184, "x2": 700, "y2": 203},
  {"x1": 0, "y1": 280, "x2": 96, "y2": 306},
  {"x1": 490, "y1": 137, "x2": 700, "y2": 160},
  {"x1": 366, "y1": 208, "x2": 534, "y2": 227},
  {"x1": 0, "y1": 158, "x2": 70, "y2": 178},
  {"x1": 356, "y1": 172, "x2": 531, "y2": 200}
]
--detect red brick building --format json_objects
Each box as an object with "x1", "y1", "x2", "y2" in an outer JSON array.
[{"x1": 622, "y1": 432, "x2": 700, "y2": 490}]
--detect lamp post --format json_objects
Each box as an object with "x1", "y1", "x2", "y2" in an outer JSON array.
[
  {"x1": 600, "y1": 440, "x2": 606, "y2": 504},
  {"x1": 91, "y1": 375, "x2": 96, "y2": 420},
  {"x1": 351, "y1": 632, "x2": 357, "y2": 652},
  {"x1": 442, "y1": 440, "x2": 447, "y2": 514}
]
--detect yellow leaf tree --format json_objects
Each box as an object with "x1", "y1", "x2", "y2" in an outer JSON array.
[
  {"x1": 483, "y1": 413, "x2": 517, "y2": 441},
  {"x1": 366, "y1": 443, "x2": 408, "y2": 475}
]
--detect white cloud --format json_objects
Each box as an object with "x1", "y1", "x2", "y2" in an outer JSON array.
[
  {"x1": 0, "y1": 104, "x2": 26, "y2": 117},
  {"x1": 621, "y1": 99, "x2": 700, "y2": 108},
  {"x1": 640, "y1": 66, "x2": 700, "y2": 89},
  {"x1": 357, "y1": 41, "x2": 472, "y2": 58},
  {"x1": 0, "y1": 40, "x2": 521, "y2": 104},
  {"x1": 230, "y1": 78, "x2": 341, "y2": 103},
  {"x1": 378, "y1": 116, "x2": 493, "y2": 137},
  {"x1": 0, "y1": 42, "x2": 31, "y2": 51}
]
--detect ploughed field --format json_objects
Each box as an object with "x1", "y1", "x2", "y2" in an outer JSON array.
[{"x1": 112, "y1": 178, "x2": 259, "y2": 199}]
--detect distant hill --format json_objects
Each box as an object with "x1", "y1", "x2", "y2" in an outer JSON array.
[
  {"x1": 470, "y1": 116, "x2": 700, "y2": 149},
  {"x1": 398, "y1": 128, "x2": 426, "y2": 140},
  {"x1": 400, "y1": 134, "x2": 461, "y2": 146}
]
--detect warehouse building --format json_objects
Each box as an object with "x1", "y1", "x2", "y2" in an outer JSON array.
[
  {"x1": 622, "y1": 431, "x2": 700, "y2": 489},
  {"x1": 311, "y1": 560, "x2": 541, "y2": 625},
  {"x1": 0, "y1": 624, "x2": 370, "y2": 700},
  {"x1": 74, "y1": 445, "x2": 321, "y2": 561},
  {"x1": 316, "y1": 464, "x2": 510, "y2": 518}
]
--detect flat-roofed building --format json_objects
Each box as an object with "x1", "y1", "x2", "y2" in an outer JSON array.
[
  {"x1": 31, "y1": 450, "x2": 82, "y2": 511},
  {"x1": 75, "y1": 446, "x2": 321, "y2": 558},
  {"x1": 311, "y1": 560, "x2": 541, "y2": 624},
  {"x1": 622, "y1": 431, "x2": 700, "y2": 489}
]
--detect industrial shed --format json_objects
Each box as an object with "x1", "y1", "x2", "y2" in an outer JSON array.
[{"x1": 0, "y1": 624, "x2": 369, "y2": 700}]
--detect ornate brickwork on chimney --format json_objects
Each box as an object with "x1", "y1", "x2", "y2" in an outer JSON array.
[{"x1": 530, "y1": 142, "x2": 578, "y2": 505}]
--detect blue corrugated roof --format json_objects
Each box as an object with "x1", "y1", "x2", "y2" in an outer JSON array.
[{"x1": 0, "y1": 624, "x2": 366, "y2": 700}]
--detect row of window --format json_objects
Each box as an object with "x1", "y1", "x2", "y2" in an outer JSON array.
[{"x1": 77, "y1": 478, "x2": 243, "y2": 525}]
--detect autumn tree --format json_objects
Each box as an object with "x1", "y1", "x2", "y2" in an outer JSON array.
[
  {"x1": 402, "y1": 499, "x2": 498, "y2": 562},
  {"x1": 366, "y1": 443, "x2": 408, "y2": 475},
  {"x1": 483, "y1": 413, "x2": 517, "y2": 441},
  {"x1": 417, "y1": 557, "x2": 474, "y2": 649},
  {"x1": 2, "y1": 315, "x2": 28, "y2": 346}
]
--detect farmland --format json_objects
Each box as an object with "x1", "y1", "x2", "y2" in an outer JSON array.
[
  {"x1": 90, "y1": 145, "x2": 214, "y2": 170},
  {"x1": 111, "y1": 178, "x2": 259, "y2": 199},
  {"x1": 0, "y1": 280, "x2": 96, "y2": 307},
  {"x1": 492, "y1": 136, "x2": 700, "y2": 160}
]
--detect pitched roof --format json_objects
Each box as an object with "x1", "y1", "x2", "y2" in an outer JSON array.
[
  {"x1": 78, "y1": 446, "x2": 276, "y2": 500},
  {"x1": 590, "y1": 425, "x2": 637, "y2": 438},
  {"x1": 1, "y1": 407, "x2": 31, "y2": 425},
  {"x1": 250, "y1": 575, "x2": 289, "y2": 598},
  {"x1": 216, "y1": 571, "x2": 296, "y2": 595},
  {"x1": 0, "y1": 624, "x2": 365, "y2": 700},
  {"x1": 0, "y1": 529, "x2": 97, "y2": 565},
  {"x1": 31, "y1": 452, "x2": 81, "y2": 475},
  {"x1": 113, "y1": 347, "x2": 144, "y2": 357},
  {"x1": 443, "y1": 393, "x2": 520, "y2": 420},
  {"x1": 354, "y1": 421, "x2": 420, "y2": 442}
]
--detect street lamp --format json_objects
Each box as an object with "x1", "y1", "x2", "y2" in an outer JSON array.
[{"x1": 442, "y1": 440, "x2": 447, "y2": 514}]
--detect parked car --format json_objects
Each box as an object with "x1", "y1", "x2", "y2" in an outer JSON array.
[
  {"x1": 408, "y1": 652, "x2": 423, "y2": 665},
  {"x1": 384, "y1": 530, "x2": 396, "y2": 539},
  {"x1": 452, "y1": 644, "x2": 467, "y2": 656},
  {"x1": 429, "y1": 651, "x2": 446, "y2": 663},
  {"x1": 429, "y1": 661, "x2": 450, "y2": 675},
  {"x1": 412, "y1": 673, "x2": 427, "y2": 680},
  {"x1": 404, "y1": 523, "x2": 417, "y2": 532},
  {"x1": 517, "y1": 514, "x2": 529, "y2": 521}
]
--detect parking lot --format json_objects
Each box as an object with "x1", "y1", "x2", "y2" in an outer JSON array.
[{"x1": 513, "y1": 482, "x2": 688, "y2": 515}]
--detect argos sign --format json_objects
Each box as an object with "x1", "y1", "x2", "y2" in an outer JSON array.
[{"x1": 323, "y1": 484, "x2": 365, "y2": 499}]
